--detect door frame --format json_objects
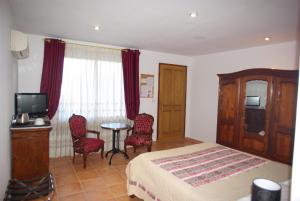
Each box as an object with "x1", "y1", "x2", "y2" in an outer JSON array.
[{"x1": 157, "y1": 63, "x2": 187, "y2": 141}]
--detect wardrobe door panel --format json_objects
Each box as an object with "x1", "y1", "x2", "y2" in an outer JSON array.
[
  {"x1": 275, "y1": 80, "x2": 297, "y2": 127},
  {"x1": 241, "y1": 138, "x2": 266, "y2": 153},
  {"x1": 271, "y1": 77, "x2": 297, "y2": 164},
  {"x1": 239, "y1": 76, "x2": 272, "y2": 156},
  {"x1": 218, "y1": 125, "x2": 235, "y2": 145},
  {"x1": 216, "y1": 78, "x2": 239, "y2": 147},
  {"x1": 274, "y1": 132, "x2": 292, "y2": 161}
]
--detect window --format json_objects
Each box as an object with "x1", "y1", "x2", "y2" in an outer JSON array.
[
  {"x1": 59, "y1": 58, "x2": 126, "y2": 120},
  {"x1": 50, "y1": 43, "x2": 126, "y2": 157}
]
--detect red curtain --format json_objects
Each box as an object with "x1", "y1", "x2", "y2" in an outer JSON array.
[
  {"x1": 121, "y1": 49, "x2": 140, "y2": 120},
  {"x1": 40, "y1": 39, "x2": 65, "y2": 119}
]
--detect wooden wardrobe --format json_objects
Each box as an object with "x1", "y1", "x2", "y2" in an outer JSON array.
[{"x1": 216, "y1": 68, "x2": 298, "y2": 164}]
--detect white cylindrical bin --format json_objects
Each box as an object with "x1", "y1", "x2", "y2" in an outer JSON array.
[{"x1": 251, "y1": 179, "x2": 281, "y2": 201}]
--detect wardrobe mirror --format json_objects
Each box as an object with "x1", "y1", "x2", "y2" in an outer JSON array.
[{"x1": 244, "y1": 80, "x2": 268, "y2": 136}]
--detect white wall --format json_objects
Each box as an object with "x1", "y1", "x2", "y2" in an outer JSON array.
[
  {"x1": 0, "y1": 0, "x2": 18, "y2": 198},
  {"x1": 18, "y1": 34, "x2": 192, "y2": 140},
  {"x1": 189, "y1": 41, "x2": 299, "y2": 142},
  {"x1": 18, "y1": 34, "x2": 44, "y2": 92}
]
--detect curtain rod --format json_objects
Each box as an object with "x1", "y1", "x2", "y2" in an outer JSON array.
[{"x1": 44, "y1": 38, "x2": 130, "y2": 52}]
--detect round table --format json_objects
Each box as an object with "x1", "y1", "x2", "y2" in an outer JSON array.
[{"x1": 101, "y1": 123, "x2": 130, "y2": 165}]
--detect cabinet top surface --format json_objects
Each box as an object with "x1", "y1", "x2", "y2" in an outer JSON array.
[
  {"x1": 10, "y1": 126, "x2": 52, "y2": 131},
  {"x1": 11, "y1": 121, "x2": 52, "y2": 130},
  {"x1": 217, "y1": 68, "x2": 298, "y2": 79}
]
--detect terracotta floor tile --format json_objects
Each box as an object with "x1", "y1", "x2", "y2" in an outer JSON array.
[
  {"x1": 95, "y1": 167, "x2": 119, "y2": 176},
  {"x1": 55, "y1": 173, "x2": 78, "y2": 186},
  {"x1": 106, "y1": 154, "x2": 130, "y2": 165},
  {"x1": 59, "y1": 192, "x2": 86, "y2": 201},
  {"x1": 100, "y1": 166, "x2": 118, "y2": 173},
  {"x1": 73, "y1": 161, "x2": 94, "y2": 169},
  {"x1": 93, "y1": 162, "x2": 110, "y2": 170},
  {"x1": 81, "y1": 178, "x2": 107, "y2": 191},
  {"x1": 52, "y1": 166, "x2": 75, "y2": 177},
  {"x1": 51, "y1": 193, "x2": 59, "y2": 201},
  {"x1": 74, "y1": 165, "x2": 92, "y2": 172},
  {"x1": 102, "y1": 174, "x2": 124, "y2": 187},
  {"x1": 109, "y1": 182, "x2": 127, "y2": 197},
  {"x1": 113, "y1": 165, "x2": 127, "y2": 173},
  {"x1": 76, "y1": 169, "x2": 100, "y2": 181},
  {"x1": 119, "y1": 171, "x2": 127, "y2": 180},
  {"x1": 84, "y1": 189, "x2": 115, "y2": 201},
  {"x1": 51, "y1": 157, "x2": 72, "y2": 167},
  {"x1": 56, "y1": 182, "x2": 82, "y2": 197}
]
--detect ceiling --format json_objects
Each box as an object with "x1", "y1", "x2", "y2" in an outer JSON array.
[{"x1": 9, "y1": 0, "x2": 300, "y2": 56}]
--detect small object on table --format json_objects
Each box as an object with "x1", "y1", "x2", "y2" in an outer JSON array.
[
  {"x1": 34, "y1": 118, "x2": 45, "y2": 125},
  {"x1": 101, "y1": 123, "x2": 130, "y2": 165}
]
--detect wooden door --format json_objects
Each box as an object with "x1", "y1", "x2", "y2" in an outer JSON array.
[
  {"x1": 271, "y1": 77, "x2": 298, "y2": 164},
  {"x1": 216, "y1": 77, "x2": 240, "y2": 148},
  {"x1": 158, "y1": 63, "x2": 187, "y2": 141}
]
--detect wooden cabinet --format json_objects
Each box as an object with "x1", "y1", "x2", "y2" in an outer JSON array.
[
  {"x1": 216, "y1": 69, "x2": 298, "y2": 164},
  {"x1": 11, "y1": 126, "x2": 52, "y2": 180}
]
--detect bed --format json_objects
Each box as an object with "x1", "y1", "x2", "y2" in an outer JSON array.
[{"x1": 126, "y1": 143, "x2": 291, "y2": 201}]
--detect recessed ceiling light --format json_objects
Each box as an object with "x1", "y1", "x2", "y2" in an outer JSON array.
[
  {"x1": 94, "y1": 25, "x2": 100, "y2": 31},
  {"x1": 264, "y1": 37, "x2": 270, "y2": 41},
  {"x1": 189, "y1": 12, "x2": 198, "y2": 18}
]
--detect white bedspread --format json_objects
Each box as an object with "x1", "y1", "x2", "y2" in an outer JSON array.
[{"x1": 126, "y1": 143, "x2": 291, "y2": 201}]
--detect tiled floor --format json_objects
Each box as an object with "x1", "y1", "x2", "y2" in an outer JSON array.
[{"x1": 47, "y1": 138, "x2": 200, "y2": 201}]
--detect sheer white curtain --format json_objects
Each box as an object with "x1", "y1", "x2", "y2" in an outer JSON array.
[{"x1": 50, "y1": 43, "x2": 128, "y2": 157}]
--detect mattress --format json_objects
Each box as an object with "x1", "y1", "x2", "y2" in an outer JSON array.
[{"x1": 126, "y1": 143, "x2": 291, "y2": 201}]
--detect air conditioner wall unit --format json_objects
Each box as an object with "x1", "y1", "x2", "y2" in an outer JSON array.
[{"x1": 11, "y1": 30, "x2": 29, "y2": 59}]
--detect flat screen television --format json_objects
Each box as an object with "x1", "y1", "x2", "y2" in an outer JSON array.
[
  {"x1": 245, "y1": 96, "x2": 260, "y2": 107},
  {"x1": 15, "y1": 93, "x2": 48, "y2": 117}
]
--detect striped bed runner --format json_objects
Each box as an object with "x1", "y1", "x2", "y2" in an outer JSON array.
[{"x1": 152, "y1": 146, "x2": 267, "y2": 187}]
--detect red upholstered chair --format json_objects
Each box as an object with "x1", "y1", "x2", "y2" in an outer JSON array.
[
  {"x1": 124, "y1": 113, "x2": 154, "y2": 154},
  {"x1": 69, "y1": 114, "x2": 104, "y2": 168}
]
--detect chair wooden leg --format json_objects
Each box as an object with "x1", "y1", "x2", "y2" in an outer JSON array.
[
  {"x1": 124, "y1": 144, "x2": 127, "y2": 154},
  {"x1": 147, "y1": 146, "x2": 151, "y2": 152},
  {"x1": 101, "y1": 147, "x2": 104, "y2": 159},
  {"x1": 83, "y1": 154, "x2": 87, "y2": 168},
  {"x1": 133, "y1": 147, "x2": 136, "y2": 153},
  {"x1": 73, "y1": 151, "x2": 75, "y2": 163}
]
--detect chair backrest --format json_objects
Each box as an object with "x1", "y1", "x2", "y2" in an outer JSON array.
[
  {"x1": 133, "y1": 113, "x2": 154, "y2": 135},
  {"x1": 69, "y1": 114, "x2": 87, "y2": 140}
]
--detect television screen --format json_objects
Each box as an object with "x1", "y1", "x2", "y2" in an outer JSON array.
[
  {"x1": 15, "y1": 93, "x2": 48, "y2": 117},
  {"x1": 245, "y1": 96, "x2": 260, "y2": 106}
]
